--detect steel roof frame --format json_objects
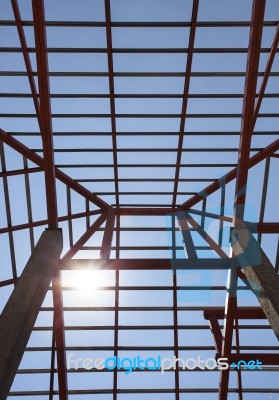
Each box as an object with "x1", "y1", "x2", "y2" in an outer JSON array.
[{"x1": 0, "y1": 0, "x2": 279, "y2": 399}]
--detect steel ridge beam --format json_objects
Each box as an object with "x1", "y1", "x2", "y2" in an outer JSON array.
[
  {"x1": 105, "y1": 0, "x2": 119, "y2": 208},
  {"x1": 32, "y1": 0, "x2": 57, "y2": 229},
  {"x1": 172, "y1": 0, "x2": 199, "y2": 207}
]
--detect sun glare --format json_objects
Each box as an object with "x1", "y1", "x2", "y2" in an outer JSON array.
[{"x1": 62, "y1": 270, "x2": 109, "y2": 292}]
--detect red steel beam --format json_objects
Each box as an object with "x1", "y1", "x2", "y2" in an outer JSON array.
[
  {"x1": 208, "y1": 315, "x2": 223, "y2": 354},
  {"x1": 50, "y1": 213, "x2": 106, "y2": 400},
  {"x1": 11, "y1": 0, "x2": 41, "y2": 128},
  {"x1": 180, "y1": 13, "x2": 278, "y2": 218},
  {"x1": 220, "y1": 2, "x2": 266, "y2": 399},
  {"x1": 249, "y1": 222, "x2": 279, "y2": 233},
  {"x1": 61, "y1": 258, "x2": 235, "y2": 270},
  {"x1": 62, "y1": 213, "x2": 107, "y2": 261},
  {"x1": 0, "y1": 209, "x2": 102, "y2": 235},
  {"x1": 0, "y1": 129, "x2": 110, "y2": 210},
  {"x1": 32, "y1": 0, "x2": 58, "y2": 229},
  {"x1": 204, "y1": 309, "x2": 279, "y2": 370},
  {"x1": 105, "y1": 0, "x2": 119, "y2": 207},
  {"x1": 172, "y1": 0, "x2": 199, "y2": 207},
  {"x1": 185, "y1": 212, "x2": 228, "y2": 258},
  {"x1": 179, "y1": 138, "x2": 279, "y2": 211},
  {"x1": 234, "y1": 0, "x2": 266, "y2": 221},
  {"x1": 100, "y1": 208, "x2": 116, "y2": 259},
  {"x1": 204, "y1": 307, "x2": 266, "y2": 320},
  {"x1": 27, "y1": 3, "x2": 66, "y2": 391},
  {"x1": 0, "y1": 278, "x2": 18, "y2": 288},
  {"x1": 229, "y1": 353, "x2": 279, "y2": 365},
  {"x1": 52, "y1": 268, "x2": 68, "y2": 400},
  {"x1": 234, "y1": 317, "x2": 243, "y2": 400},
  {"x1": 253, "y1": 22, "x2": 279, "y2": 126},
  {"x1": 0, "y1": 167, "x2": 42, "y2": 178},
  {"x1": 117, "y1": 207, "x2": 178, "y2": 216},
  {"x1": 184, "y1": 212, "x2": 247, "y2": 282}
]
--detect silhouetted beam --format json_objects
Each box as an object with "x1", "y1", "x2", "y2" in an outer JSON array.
[
  {"x1": 61, "y1": 258, "x2": 235, "y2": 270},
  {"x1": 0, "y1": 230, "x2": 62, "y2": 400}
]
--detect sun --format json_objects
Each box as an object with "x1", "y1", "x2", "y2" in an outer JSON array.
[{"x1": 62, "y1": 270, "x2": 109, "y2": 292}]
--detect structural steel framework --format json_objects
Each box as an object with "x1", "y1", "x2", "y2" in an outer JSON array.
[{"x1": 0, "y1": 0, "x2": 279, "y2": 399}]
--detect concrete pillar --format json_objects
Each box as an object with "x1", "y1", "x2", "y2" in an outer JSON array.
[
  {"x1": 0, "y1": 229, "x2": 63, "y2": 400},
  {"x1": 231, "y1": 228, "x2": 279, "y2": 340}
]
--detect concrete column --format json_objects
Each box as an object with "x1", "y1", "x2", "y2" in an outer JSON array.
[
  {"x1": 231, "y1": 228, "x2": 279, "y2": 340},
  {"x1": 0, "y1": 229, "x2": 63, "y2": 400}
]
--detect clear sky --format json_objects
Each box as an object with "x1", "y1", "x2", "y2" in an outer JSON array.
[{"x1": 0, "y1": 0, "x2": 279, "y2": 399}]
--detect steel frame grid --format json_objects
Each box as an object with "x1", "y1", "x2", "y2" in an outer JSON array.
[{"x1": 0, "y1": 0, "x2": 279, "y2": 399}]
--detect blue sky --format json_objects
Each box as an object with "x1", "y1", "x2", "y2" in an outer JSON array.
[{"x1": 0, "y1": 0, "x2": 279, "y2": 398}]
